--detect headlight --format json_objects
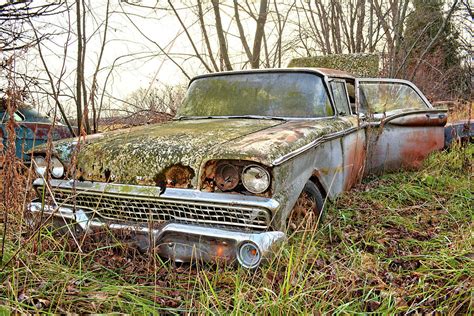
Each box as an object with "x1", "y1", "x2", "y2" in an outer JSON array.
[
  {"x1": 33, "y1": 156, "x2": 47, "y2": 176},
  {"x1": 241, "y1": 165, "x2": 270, "y2": 194},
  {"x1": 33, "y1": 156, "x2": 64, "y2": 178},
  {"x1": 51, "y1": 157, "x2": 65, "y2": 178}
]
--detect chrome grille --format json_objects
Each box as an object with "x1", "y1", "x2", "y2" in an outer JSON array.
[{"x1": 40, "y1": 187, "x2": 271, "y2": 231}]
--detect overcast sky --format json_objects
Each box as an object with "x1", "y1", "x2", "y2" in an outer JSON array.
[
  {"x1": 19, "y1": 0, "x2": 276, "y2": 114},
  {"x1": 4, "y1": 0, "x2": 471, "y2": 115}
]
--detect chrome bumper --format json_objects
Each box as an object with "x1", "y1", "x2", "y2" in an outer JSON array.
[
  {"x1": 32, "y1": 178, "x2": 279, "y2": 231},
  {"x1": 28, "y1": 202, "x2": 285, "y2": 268}
]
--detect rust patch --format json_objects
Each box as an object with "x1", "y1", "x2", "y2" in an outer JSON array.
[
  {"x1": 400, "y1": 129, "x2": 444, "y2": 169},
  {"x1": 344, "y1": 133, "x2": 366, "y2": 190},
  {"x1": 155, "y1": 164, "x2": 195, "y2": 189},
  {"x1": 201, "y1": 160, "x2": 218, "y2": 192}
]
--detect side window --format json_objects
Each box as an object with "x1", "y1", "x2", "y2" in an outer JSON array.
[
  {"x1": 330, "y1": 81, "x2": 351, "y2": 116},
  {"x1": 359, "y1": 82, "x2": 428, "y2": 114},
  {"x1": 2, "y1": 111, "x2": 24, "y2": 123},
  {"x1": 13, "y1": 111, "x2": 24, "y2": 122},
  {"x1": 346, "y1": 81, "x2": 356, "y2": 113}
]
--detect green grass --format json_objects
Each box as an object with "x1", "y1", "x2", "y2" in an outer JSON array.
[{"x1": 0, "y1": 145, "x2": 472, "y2": 314}]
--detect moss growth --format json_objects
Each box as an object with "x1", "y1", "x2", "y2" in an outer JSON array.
[
  {"x1": 43, "y1": 117, "x2": 352, "y2": 189},
  {"x1": 288, "y1": 53, "x2": 380, "y2": 77},
  {"x1": 73, "y1": 119, "x2": 281, "y2": 186}
]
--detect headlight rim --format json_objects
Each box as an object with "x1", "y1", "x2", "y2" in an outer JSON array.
[
  {"x1": 241, "y1": 164, "x2": 271, "y2": 194},
  {"x1": 237, "y1": 241, "x2": 262, "y2": 269}
]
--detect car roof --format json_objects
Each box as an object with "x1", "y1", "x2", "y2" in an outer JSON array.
[
  {"x1": 190, "y1": 67, "x2": 356, "y2": 84},
  {"x1": 311, "y1": 67, "x2": 355, "y2": 80}
]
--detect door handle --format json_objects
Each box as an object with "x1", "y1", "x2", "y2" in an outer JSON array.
[{"x1": 426, "y1": 113, "x2": 446, "y2": 120}]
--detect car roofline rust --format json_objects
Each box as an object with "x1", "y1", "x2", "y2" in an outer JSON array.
[{"x1": 311, "y1": 67, "x2": 355, "y2": 80}]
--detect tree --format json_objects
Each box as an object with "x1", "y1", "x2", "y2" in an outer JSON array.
[
  {"x1": 0, "y1": 1, "x2": 64, "y2": 52},
  {"x1": 402, "y1": 0, "x2": 463, "y2": 99}
]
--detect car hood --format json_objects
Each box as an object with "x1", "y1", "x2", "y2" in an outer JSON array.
[{"x1": 42, "y1": 118, "x2": 353, "y2": 187}]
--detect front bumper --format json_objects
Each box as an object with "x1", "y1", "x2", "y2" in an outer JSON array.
[{"x1": 28, "y1": 201, "x2": 285, "y2": 268}]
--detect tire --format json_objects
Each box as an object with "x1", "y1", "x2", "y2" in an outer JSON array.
[{"x1": 287, "y1": 180, "x2": 325, "y2": 232}]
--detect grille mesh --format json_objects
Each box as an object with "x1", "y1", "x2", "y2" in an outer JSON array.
[{"x1": 40, "y1": 187, "x2": 271, "y2": 231}]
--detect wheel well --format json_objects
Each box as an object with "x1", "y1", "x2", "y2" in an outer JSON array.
[{"x1": 309, "y1": 175, "x2": 327, "y2": 198}]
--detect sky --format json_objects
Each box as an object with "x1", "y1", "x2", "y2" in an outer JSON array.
[
  {"x1": 18, "y1": 0, "x2": 273, "y2": 115},
  {"x1": 3, "y1": 0, "x2": 471, "y2": 116}
]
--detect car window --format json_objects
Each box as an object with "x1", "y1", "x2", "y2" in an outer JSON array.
[
  {"x1": 359, "y1": 82, "x2": 428, "y2": 114},
  {"x1": 1, "y1": 111, "x2": 24, "y2": 123},
  {"x1": 330, "y1": 81, "x2": 351, "y2": 116},
  {"x1": 346, "y1": 81, "x2": 356, "y2": 113},
  {"x1": 179, "y1": 72, "x2": 334, "y2": 118}
]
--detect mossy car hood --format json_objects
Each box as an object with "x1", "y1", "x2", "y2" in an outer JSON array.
[{"x1": 43, "y1": 117, "x2": 353, "y2": 186}]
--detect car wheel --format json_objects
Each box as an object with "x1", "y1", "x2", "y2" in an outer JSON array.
[{"x1": 287, "y1": 180, "x2": 324, "y2": 232}]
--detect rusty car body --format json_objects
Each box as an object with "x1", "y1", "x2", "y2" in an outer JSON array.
[
  {"x1": 0, "y1": 101, "x2": 73, "y2": 162},
  {"x1": 28, "y1": 68, "x2": 447, "y2": 268}
]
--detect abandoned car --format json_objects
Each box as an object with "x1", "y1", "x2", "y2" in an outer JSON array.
[
  {"x1": 0, "y1": 100, "x2": 73, "y2": 162},
  {"x1": 28, "y1": 68, "x2": 447, "y2": 268}
]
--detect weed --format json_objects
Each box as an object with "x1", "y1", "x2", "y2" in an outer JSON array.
[{"x1": 0, "y1": 144, "x2": 472, "y2": 313}]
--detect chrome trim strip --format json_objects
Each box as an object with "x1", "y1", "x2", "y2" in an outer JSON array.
[
  {"x1": 366, "y1": 109, "x2": 448, "y2": 127},
  {"x1": 272, "y1": 125, "x2": 364, "y2": 166},
  {"x1": 272, "y1": 108, "x2": 448, "y2": 166},
  {"x1": 33, "y1": 178, "x2": 280, "y2": 211}
]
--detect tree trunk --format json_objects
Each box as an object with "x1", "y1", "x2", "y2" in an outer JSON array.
[
  {"x1": 75, "y1": 0, "x2": 83, "y2": 131},
  {"x1": 211, "y1": 0, "x2": 233, "y2": 71},
  {"x1": 251, "y1": 0, "x2": 268, "y2": 68}
]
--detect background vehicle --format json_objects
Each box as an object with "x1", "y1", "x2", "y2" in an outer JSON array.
[{"x1": 0, "y1": 100, "x2": 73, "y2": 162}]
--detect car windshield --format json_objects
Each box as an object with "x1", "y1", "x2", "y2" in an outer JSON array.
[{"x1": 177, "y1": 72, "x2": 333, "y2": 118}]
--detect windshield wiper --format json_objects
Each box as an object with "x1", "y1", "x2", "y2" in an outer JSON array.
[
  {"x1": 227, "y1": 115, "x2": 286, "y2": 121},
  {"x1": 175, "y1": 115, "x2": 286, "y2": 121}
]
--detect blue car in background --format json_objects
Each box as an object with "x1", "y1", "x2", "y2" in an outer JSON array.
[{"x1": 0, "y1": 101, "x2": 74, "y2": 162}]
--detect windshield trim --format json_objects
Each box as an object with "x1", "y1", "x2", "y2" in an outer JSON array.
[{"x1": 188, "y1": 68, "x2": 330, "y2": 87}]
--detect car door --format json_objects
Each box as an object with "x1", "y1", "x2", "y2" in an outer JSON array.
[
  {"x1": 0, "y1": 109, "x2": 30, "y2": 159},
  {"x1": 358, "y1": 78, "x2": 447, "y2": 174},
  {"x1": 329, "y1": 79, "x2": 367, "y2": 190}
]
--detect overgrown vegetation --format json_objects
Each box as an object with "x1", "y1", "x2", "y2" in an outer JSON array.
[{"x1": 0, "y1": 144, "x2": 472, "y2": 314}]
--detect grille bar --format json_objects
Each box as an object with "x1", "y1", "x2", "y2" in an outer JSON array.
[{"x1": 40, "y1": 187, "x2": 271, "y2": 231}]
